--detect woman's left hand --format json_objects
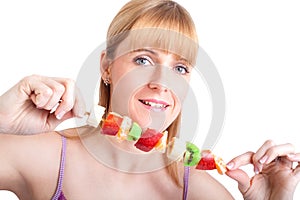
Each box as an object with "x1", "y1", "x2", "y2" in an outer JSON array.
[{"x1": 226, "y1": 140, "x2": 300, "y2": 200}]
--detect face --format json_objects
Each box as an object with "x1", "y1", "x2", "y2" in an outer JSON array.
[{"x1": 105, "y1": 47, "x2": 192, "y2": 132}]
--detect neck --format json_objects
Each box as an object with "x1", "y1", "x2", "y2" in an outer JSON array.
[{"x1": 77, "y1": 126, "x2": 169, "y2": 173}]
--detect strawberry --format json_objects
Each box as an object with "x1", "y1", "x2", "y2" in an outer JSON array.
[
  {"x1": 101, "y1": 112, "x2": 123, "y2": 136},
  {"x1": 134, "y1": 128, "x2": 163, "y2": 152},
  {"x1": 196, "y1": 150, "x2": 216, "y2": 170},
  {"x1": 101, "y1": 120, "x2": 120, "y2": 136}
]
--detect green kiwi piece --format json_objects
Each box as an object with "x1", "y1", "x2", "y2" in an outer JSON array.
[{"x1": 184, "y1": 142, "x2": 202, "y2": 166}]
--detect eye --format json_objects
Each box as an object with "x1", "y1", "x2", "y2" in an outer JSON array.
[
  {"x1": 174, "y1": 65, "x2": 190, "y2": 75},
  {"x1": 134, "y1": 56, "x2": 154, "y2": 66}
]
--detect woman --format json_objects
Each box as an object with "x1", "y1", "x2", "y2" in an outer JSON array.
[{"x1": 0, "y1": 0, "x2": 299, "y2": 199}]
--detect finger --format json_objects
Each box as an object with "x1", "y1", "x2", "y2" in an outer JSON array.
[
  {"x1": 260, "y1": 143, "x2": 295, "y2": 165},
  {"x1": 42, "y1": 111, "x2": 73, "y2": 131},
  {"x1": 40, "y1": 78, "x2": 65, "y2": 110},
  {"x1": 49, "y1": 100, "x2": 61, "y2": 114},
  {"x1": 20, "y1": 75, "x2": 55, "y2": 107},
  {"x1": 51, "y1": 89, "x2": 86, "y2": 120},
  {"x1": 287, "y1": 153, "x2": 300, "y2": 178},
  {"x1": 53, "y1": 78, "x2": 76, "y2": 120},
  {"x1": 286, "y1": 152, "x2": 300, "y2": 162},
  {"x1": 27, "y1": 76, "x2": 65, "y2": 109},
  {"x1": 252, "y1": 140, "x2": 276, "y2": 173},
  {"x1": 18, "y1": 75, "x2": 50, "y2": 100},
  {"x1": 225, "y1": 169, "x2": 251, "y2": 194},
  {"x1": 50, "y1": 110, "x2": 74, "y2": 124},
  {"x1": 30, "y1": 83, "x2": 53, "y2": 107},
  {"x1": 227, "y1": 151, "x2": 254, "y2": 170}
]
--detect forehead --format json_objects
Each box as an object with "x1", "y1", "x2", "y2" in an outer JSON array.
[{"x1": 112, "y1": 28, "x2": 199, "y2": 66}]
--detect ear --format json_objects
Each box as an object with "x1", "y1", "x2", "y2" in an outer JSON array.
[{"x1": 100, "y1": 50, "x2": 111, "y2": 81}]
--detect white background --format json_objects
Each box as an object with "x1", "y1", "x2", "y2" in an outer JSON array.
[{"x1": 0, "y1": 0, "x2": 300, "y2": 199}]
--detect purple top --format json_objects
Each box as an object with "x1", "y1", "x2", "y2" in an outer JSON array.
[{"x1": 51, "y1": 136, "x2": 189, "y2": 200}]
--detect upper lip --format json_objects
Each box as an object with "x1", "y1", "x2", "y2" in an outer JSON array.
[{"x1": 139, "y1": 99, "x2": 170, "y2": 108}]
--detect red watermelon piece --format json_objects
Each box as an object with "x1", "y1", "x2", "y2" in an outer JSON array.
[
  {"x1": 134, "y1": 128, "x2": 163, "y2": 152},
  {"x1": 196, "y1": 150, "x2": 216, "y2": 170},
  {"x1": 101, "y1": 112, "x2": 123, "y2": 136}
]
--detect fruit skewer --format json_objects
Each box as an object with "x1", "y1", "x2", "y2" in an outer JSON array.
[{"x1": 86, "y1": 105, "x2": 228, "y2": 175}]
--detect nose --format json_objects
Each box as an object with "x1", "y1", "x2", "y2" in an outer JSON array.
[
  {"x1": 148, "y1": 82, "x2": 168, "y2": 92},
  {"x1": 148, "y1": 66, "x2": 169, "y2": 92}
]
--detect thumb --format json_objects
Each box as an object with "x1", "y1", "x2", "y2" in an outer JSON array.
[
  {"x1": 45, "y1": 110, "x2": 74, "y2": 130},
  {"x1": 226, "y1": 168, "x2": 251, "y2": 194}
]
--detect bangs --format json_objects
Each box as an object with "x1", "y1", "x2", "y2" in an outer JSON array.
[
  {"x1": 116, "y1": 28, "x2": 198, "y2": 66},
  {"x1": 106, "y1": 0, "x2": 199, "y2": 66}
]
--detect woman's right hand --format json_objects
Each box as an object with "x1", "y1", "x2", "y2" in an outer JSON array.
[{"x1": 0, "y1": 75, "x2": 86, "y2": 134}]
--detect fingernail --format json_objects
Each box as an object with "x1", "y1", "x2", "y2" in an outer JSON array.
[
  {"x1": 50, "y1": 107, "x2": 56, "y2": 114},
  {"x1": 259, "y1": 155, "x2": 268, "y2": 164},
  {"x1": 254, "y1": 166, "x2": 259, "y2": 174},
  {"x1": 50, "y1": 102, "x2": 60, "y2": 114},
  {"x1": 226, "y1": 162, "x2": 234, "y2": 170},
  {"x1": 56, "y1": 111, "x2": 66, "y2": 120}
]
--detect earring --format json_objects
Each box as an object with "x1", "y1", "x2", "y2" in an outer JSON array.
[{"x1": 104, "y1": 78, "x2": 110, "y2": 86}]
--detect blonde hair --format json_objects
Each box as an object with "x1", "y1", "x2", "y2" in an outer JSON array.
[{"x1": 100, "y1": 0, "x2": 199, "y2": 187}]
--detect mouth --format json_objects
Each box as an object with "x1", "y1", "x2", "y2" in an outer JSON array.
[{"x1": 139, "y1": 99, "x2": 170, "y2": 111}]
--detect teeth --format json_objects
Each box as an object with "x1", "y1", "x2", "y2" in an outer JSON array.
[{"x1": 143, "y1": 100, "x2": 167, "y2": 108}]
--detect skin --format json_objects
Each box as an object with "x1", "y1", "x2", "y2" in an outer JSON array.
[
  {"x1": 105, "y1": 47, "x2": 189, "y2": 130},
  {"x1": 0, "y1": 49, "x2": 299, "y2": 199},
  {"x1": 0, "y1": 129, "x2": 233, "y2": 200},
  {"x1": 0, "y1": 49, "x2": 234, "y2": 199},
  {"x1": 0, "y1": 75, "x2": 85, "y2": 134},
  {"x1": 226, "y1": 140, "x2": 300, "y2": 200}
]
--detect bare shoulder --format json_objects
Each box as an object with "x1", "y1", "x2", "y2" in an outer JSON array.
[
  {"x1": 0, "y1": 131, "x2": 66, "y2": 197},
  {"x1": 0, "y1": 131, "x2": 63, "y2": 168},
  {"x1": 187, "y1": 168, "x2": 234, "y2": 199},
  {"x1": 0, "y1": 131, "x2": 63, "y2": 162}
]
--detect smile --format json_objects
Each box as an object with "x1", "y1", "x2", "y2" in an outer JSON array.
[{"x1": 139, "y1": 99, "x2": 170, "y2": 111}]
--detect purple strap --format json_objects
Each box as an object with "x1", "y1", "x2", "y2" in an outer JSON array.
[
  {"x1": 51, "y1": 136, "x2": 67, "y2": 200},
  {"x1": 50, "y1": 136, "x2": 188, "y2": 200},
  {"x1": 183, "y1": 166, "x2": 190, "y2": 200}
]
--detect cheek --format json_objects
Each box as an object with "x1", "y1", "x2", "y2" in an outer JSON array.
[
  {"x1": 168, "y1": 96, "x2": 182, "y2": 124},
  {"x1": 109, "y1": 66, "x2": 189, "y2": 130},
  {"x1": 109, "y1": 68, "x2": 143, "y2": 116},
  {"x1": 110, "y1": 65, "x2": 129, "y2": 86},
  {"x1": 109, "y1": 55, "x2": 137, "y2": 84},
  {"x1": 128, "y1": 99, "x2": 150, "y2": 128}
]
